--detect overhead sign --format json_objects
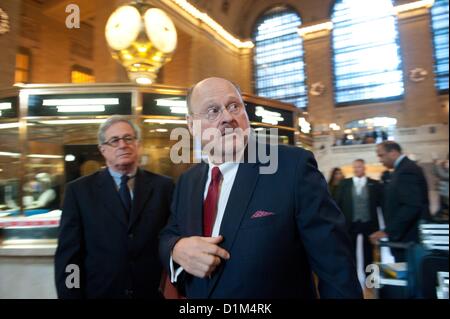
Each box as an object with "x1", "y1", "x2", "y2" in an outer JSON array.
[
  {"x1": 245, "y1": 102, "x2": 293, "y2": 127},
  {"x1": 143, "y1": 93, "x2": 187, "y2": 116},
  {"x1": 0, "y1": 96, "x2": 18, "y2": 118},
  {"x1": 28, "y1": 93, "x2": 132, "y2": 116}
]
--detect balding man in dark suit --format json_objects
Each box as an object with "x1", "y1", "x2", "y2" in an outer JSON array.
[{"x1": 159, "y1": 77, "x2": 362, "y2": 299}]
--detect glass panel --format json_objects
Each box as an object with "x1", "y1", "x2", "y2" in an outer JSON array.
[
  {"x1": 23, "y1": 120, "x2": 103, "y2": 216},
  {"x1": 0, "y1": 125, "x2": 20, "y2": 217},
  {"x1": 332, "y1": 0, "x2": 404, "y2": 105},
  {"x1": 253, "y1": 6, "x2": 308, "y2": 108},
  {"x1": 141, "y1": 121, "x2": 193, "y2": 180}
]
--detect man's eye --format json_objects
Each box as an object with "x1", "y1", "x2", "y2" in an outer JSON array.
[
  {"x1": 207, "y1": 107, "x2": 220, "y2": 114},
  {"x1": 228, "y1": 103, "x2": 238, "y2": 111}
]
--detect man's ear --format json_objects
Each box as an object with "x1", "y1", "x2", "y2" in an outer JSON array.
[{"x1": 98, "y1": 144, "x2": 105, "y2": 155}]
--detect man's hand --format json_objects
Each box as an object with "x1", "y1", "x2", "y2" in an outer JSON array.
[
  {"x1": 172, "y1": 235, "x2": 230, "y2": 278},
  {"x1": 369, "y1": 231, "x2": 388, "y2": 245}
]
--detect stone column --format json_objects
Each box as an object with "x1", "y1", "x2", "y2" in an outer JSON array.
[
  {"x1": 396, "y1": 6, "x2": 441, "y2": 126},
  {"x1": 93, "y1": 0, "x2": 129, "y2": 83},
  {"x1": 300, "y1": 22, "x2": 336, "y2": 131}
]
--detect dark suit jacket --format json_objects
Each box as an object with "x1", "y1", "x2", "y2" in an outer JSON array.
[
  {"x1": 383, "y1": 156, "x2": 430, "y2": 243},
  {"x1": 335, "y1": 177, "x2": 381, "y2": 233},
  {"x1": 55, "y1": 168, "x2": 173, "y2": 299},
  {"x1": 159, "y1": 145, "x2": 362, "y2": 299}
]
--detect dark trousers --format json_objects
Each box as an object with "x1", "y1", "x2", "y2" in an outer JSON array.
[{"x1": 349, "y1": 221, "x2": 375, "y2": 270}]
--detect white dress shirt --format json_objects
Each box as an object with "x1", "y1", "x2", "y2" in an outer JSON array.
[
  {"x1": 352, "y1": 176, "x2": 367, "y2": 196},
  {"x1": 170, "y1": 161, "x2": 240, "y2": 282}
]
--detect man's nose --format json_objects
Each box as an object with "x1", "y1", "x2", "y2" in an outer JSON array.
[
  {"x1": 220, "y1": 107, "x2": 234, "y2": 122},
  {"x1": 117, "y1": 138, "x2": 128, "y2": 148}
]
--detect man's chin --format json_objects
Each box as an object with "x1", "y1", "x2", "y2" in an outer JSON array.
[
  {"x1": 210, "y1": 144, "x2": 245, "y2": 163},
  {"x1": 115, "y1": 159, "x2": 135, "y2": 169}
]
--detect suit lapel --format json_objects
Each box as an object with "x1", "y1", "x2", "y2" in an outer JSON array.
[
  {"x1": 207, "y1": 161, "x2": 260, "y2": 297},
  {"x1": 97, "y1": 168, "x2": 127, "y2": 228},
  {"x1": 128, "y1": 169, "x2": 154, "y2": 231},
  {"x1": 347, "y1": 179, "x2": 354, "y2": 198}
]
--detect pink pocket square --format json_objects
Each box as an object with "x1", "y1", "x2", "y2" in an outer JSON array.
[{"x1": 251, "y1": 210, "x2": 275, "y2": 218}]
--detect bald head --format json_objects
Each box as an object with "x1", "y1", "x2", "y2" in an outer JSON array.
[
  {"x1": 186, "y1": 77, "x2": 242, "y2": 114},
  {"x1": 185, "y1": 77, "x2": 250, "y2": 163}
]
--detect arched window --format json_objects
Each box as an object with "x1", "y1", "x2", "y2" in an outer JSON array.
[
  {"x1": 252, "y1": 6, "x2": 307, "y2": 108},
  {"x1": 15, "y1": 47, "x2": 31, "y2": 83},
  {"x1": 332, "y1": 0, "x2": 404, "y2": 105},
  {"x1": 431, "y1": 0, "x2": 449, "y2": 92}
]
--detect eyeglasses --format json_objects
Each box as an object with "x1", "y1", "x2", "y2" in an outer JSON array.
[
  {"x1": 191, "y1": 102, "x2": 245, "y2": 122},
  {"x1": 102, "y1": 135, "x2": 137, "y2": 147}
]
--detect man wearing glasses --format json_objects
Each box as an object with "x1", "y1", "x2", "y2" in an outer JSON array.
[
  {"x1": 55, "y1": 115, "x2": 173, "y2": 299},
  {"x1": 159, "y1": 77, "x2": 362, "y2": 298}
]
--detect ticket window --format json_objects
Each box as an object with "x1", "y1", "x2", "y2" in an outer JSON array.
[
  {"x1": 19, "y1": 92, "x2": 135, "y2": 216},
  {"x1": 141, "y1": 121, "x2": 194, "y2": 181},
  {"x1": 0, "y1": 126, "x2": 20, "y2": 217},
  {"x1": 22, "y1": 120, "x2": 102, "y2": 216},
  {"x1": 0, "y1": 96, "x2": 21, "y2": 217}
]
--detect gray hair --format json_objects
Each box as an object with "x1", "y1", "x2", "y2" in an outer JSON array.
[
  {"x1": 97, "y1": 115, "x2": 141, "y2": 145},
  {"x1": 186, "y1": 79, "x2": 242, "y2": 114}
]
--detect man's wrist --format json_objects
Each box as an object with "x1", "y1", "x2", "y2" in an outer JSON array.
[{"x1": 170, "y1": 236, "x2": 185, "y2": 266}]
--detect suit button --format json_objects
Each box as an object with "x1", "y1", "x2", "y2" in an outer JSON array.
[{"x1": 128, "y1": 233, "x2": 134, "y2": 239}]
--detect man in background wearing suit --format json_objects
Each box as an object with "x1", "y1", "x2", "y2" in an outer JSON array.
[
  {"x1": 159, "y1": 77, "x2": 362, "y2": 298},
  {"x1": 55, "y1": 115, "x2": 173, "y2": 298},
  {"x1": 370, "y1": 141, "x2": 430, "y2": 261},
  {"x1": 335, "y1": 159, "x2": 381, "y2": 277}
]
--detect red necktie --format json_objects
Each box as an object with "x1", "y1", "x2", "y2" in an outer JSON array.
[{"x1": 203, "y1": 166, "x2": 222, "y2": 237}]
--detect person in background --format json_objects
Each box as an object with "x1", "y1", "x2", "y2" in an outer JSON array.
[
  {"x1": 380, "y1": 169, "x2": 392, "y2": 185},
  {"x1": 432, "y1": 155, "x2": 449, "y2": 219},
  {"x1": 335, "y1": 159, "x2": 382, "y2": 279},
  {"x1": 24, "y1": 173, "x2": 58, "y2": 210},
  {"x1": 328, "y1": 167, "x2": 345, "y2": 200},
  {"x1": 55, "y1": 115, "x2": 173, "y2": 299},
  {"x1": 370, "y1": 141, "x2": 430, "y2": 261}
]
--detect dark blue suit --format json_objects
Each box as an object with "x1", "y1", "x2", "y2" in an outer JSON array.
[
  {"x1": 383, "y1": 156, "x2": 430, "y2": 243},
  {"x1": 55, "y1": 168, "x2": 173, "y2": 299},
  {"x1": 160, "y1": 145, "x2": 362, "y2": 298}
]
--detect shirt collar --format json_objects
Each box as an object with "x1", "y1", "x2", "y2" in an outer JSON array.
[
  {"x1": 394, "y1": 154, "x2": 406, "y2": 169},
  {"x1": 207, "y1": 160, "x2": 240, "y2": 178},
  {"x1": 108, "y1": 167, "x2": 137, "y2": 180},
  {"x1": 352, "y1": 176, "x2": 367, "y2": 184}
]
